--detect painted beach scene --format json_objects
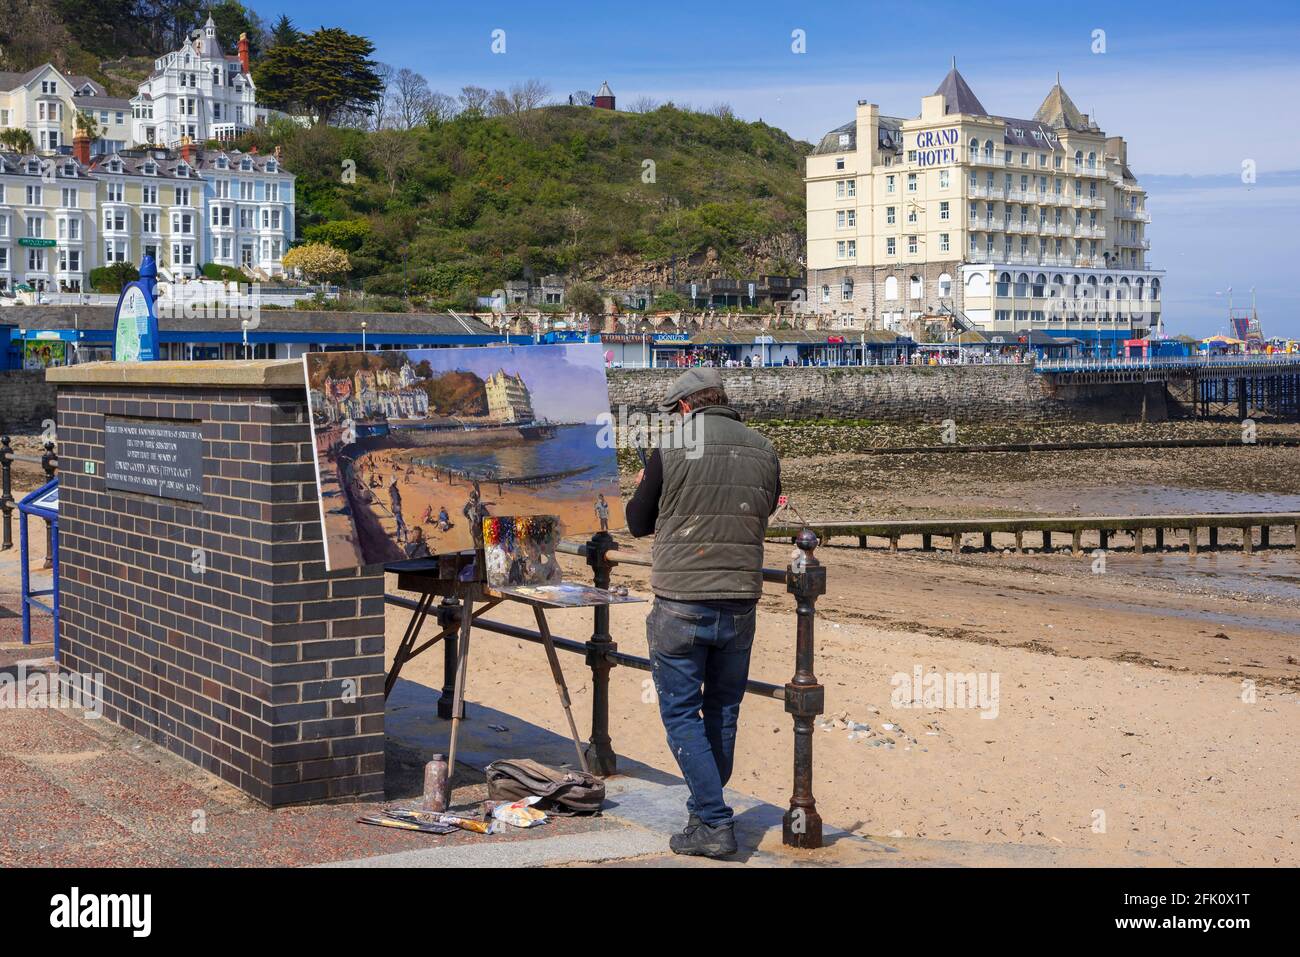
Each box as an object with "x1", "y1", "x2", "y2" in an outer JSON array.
[{"x1": 305, "y1": 343, "x2": 624, "y2": 571}]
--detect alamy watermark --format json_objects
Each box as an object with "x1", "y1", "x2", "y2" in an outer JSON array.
[
  {"x1": 595, "y1": 406, "x2": 705, "y2": 460},
  {"x1": 156, "y1": 281, "x2": 261, "y2": 326},
  {"x1": 0, "y1": 665, "x2": 104, "y2": 718},
  {"x1": 891, "y1": 665, "x2": 1000, "y2": 719}
]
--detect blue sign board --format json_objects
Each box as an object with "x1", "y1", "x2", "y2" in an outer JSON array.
[{"x1": 112, "y1": 256, "x2": 160, "y2": 362}]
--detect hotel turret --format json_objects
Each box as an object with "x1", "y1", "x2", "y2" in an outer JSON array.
[{"x1": 805, "y1": 63, "x2": 1162, "y2": 355}]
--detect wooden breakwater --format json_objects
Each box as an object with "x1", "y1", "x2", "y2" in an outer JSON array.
[{"x1": 769, "y1": 513, "x2": 1300, "y2": 556}]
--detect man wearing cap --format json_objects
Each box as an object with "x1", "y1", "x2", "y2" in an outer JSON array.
[{"x1": 625, "y1": 367, "x2": 781, "y2": 858}]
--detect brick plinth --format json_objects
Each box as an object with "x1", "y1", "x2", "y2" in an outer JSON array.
[{"x1": 47, "y1": 361, "x2": 386, "y2": 806}]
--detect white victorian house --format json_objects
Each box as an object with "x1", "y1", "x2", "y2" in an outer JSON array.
[{"x1": 131, "y1": 15, "x2": 267, "y2": 148}]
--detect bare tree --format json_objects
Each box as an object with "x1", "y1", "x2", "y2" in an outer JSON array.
[
  {"x1": 393, "y1": 68, "x2": 433, "y2": 130},
  {"x1": 628, "y1": 95, "x2": 660, "y2": 114},
  {"x1": 425, "y1": 91, "x2": 459, "y2": 124},
  {"x1": 509, "y1": 78, "x2": 551, "y2": 112},
  {"x1": 370, "y1": 62, "x2": 395, "y2": 130},
  {"x1": 706, "y1": 102, "x2": 735, "y2": 119},
  {"x1": 459, "y1": 85, "x2": 491, "y2": 114},
  {"x1": 368, "y1": 129, "x2": 419, "y2": 197}
]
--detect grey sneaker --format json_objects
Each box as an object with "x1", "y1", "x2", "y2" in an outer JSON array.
[
  {"x1": 669, "y1": 820, "x2": 738, "y2": 858},
  {"x1": 684, "y1": 812, "x2": 702, "y2": 835}
]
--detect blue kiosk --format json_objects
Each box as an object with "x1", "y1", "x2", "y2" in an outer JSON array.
[{"x1": 18, "y1": 477, "x2": 59, "y2": 658}]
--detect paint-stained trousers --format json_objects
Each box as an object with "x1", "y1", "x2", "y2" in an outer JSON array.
[{"x1": 647, "y1": 596, "x2": 757, "y2": 827}]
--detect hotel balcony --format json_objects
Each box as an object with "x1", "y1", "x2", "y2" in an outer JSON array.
[
  {"x1": 1115, "y1": 207, "x2": 1151, "y2": 222},
  {"x1": 1073, "y1": 225, "x2": 1106, "y2": 239},
  {"x1": 1005, "y1": 188, "x2": 1032, "y2": 203},
  {"x1": 969, "y1": 185, "x2": 1004, "y2": 200},
  {"x1": 1072, "y1": 161, "x2": 1107, "y2": 177},
  {"x1": 968, "y1": 153, "x2": 1003, "y2": 167}
]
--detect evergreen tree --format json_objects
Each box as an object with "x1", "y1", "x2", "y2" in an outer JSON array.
[
  {"x1": 268, "y1": 13, "x2": 299, "y2": 48},
  {"x1": 254, "y1": 27, "x2": 383, "y2": 126}
]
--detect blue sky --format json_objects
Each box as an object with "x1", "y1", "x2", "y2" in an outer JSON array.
[{"x1": 269, "y1": 0, "x2": 1300, "y2": 338}]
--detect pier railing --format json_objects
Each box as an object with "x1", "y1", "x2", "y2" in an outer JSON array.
[
  {"x1": 0, "y1": 436, "x2": 58, "y2": 559},
  {"x1": 1036, "y1": 355, "x2": 1300, "y2": 374}
]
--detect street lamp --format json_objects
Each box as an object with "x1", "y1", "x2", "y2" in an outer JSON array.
[
  {"x1": 241, "y1": 318, "x2": 250, "y2": 360},
  {"x1": 361, "y1": 320, "x2": 367, "y2": 352}
]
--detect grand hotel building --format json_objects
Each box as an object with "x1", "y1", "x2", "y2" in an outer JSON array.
[{"x1": 806, "y1": 64, "x2": 1162, "y2": 352}]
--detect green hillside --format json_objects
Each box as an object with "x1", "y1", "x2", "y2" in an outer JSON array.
[{"x1": 244, "y1": 104, "x2": 810, "y2": 308}]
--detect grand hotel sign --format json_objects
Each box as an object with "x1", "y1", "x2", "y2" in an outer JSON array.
[{"x1": 915, "y1": 128, "x2": 959, "y2": 168}]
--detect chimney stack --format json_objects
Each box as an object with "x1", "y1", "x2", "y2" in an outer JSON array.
[
  {"x1": 180, "y1": 134, "x2": 193, "y2": 165},
  {"x1": 238, "y1": 32, "x2": 251, "y2": 74},
  {"x1": 73, "y1": 131, "x2": 91, "y2": 167}
]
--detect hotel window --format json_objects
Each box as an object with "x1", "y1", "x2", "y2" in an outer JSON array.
[
  {"x1": 0, "y1": 214, "x2": 7, "y2": 237},
  {"x1": 142, "y1": 212, "x2": 158, "y2": 233},
  {"x1": 968, "y1": 171, "x2": 977, "y2": 189},
  {"x1": 886, "y1": 237, "x2": 896, "y2": 256},
  {"x1": 172, "y1": 243, "x2": 193, "y2": 266},
  {"x1": 835, "y1": 157, "x2": 845, "y2": 170},
  {"x1": 907, "y1": 235, "x2": 918, "y2": 254},
  {"x1": 240, "y1": 208, "x2": 254, "y2": 228},
  {"x1": 58, "y1": 218, "x2": 80, "y2": 240},
  {"x1": 59, "y1": 250, "x2": 80, "y2": 272},
  {"x1": 939, "y1": 169, "x2": 950, "y2": 189},
  {"x1": 885, "y1": 175, "x2": 895, "y2": 194},
  {"x1": 0, "y1": 109, "x2": 8, "y2": 125},
  {"x1": 104, "y1": 210, "x2": 125, "y2": 231},
  {"x1": 939, "y1": 201, "x2": 950, "y2": 220},
  {"x1": 841, "y1": 279, "x2": 853, "y2": 302},
  {"x1": 1020, "y1": 174, "x2": 1029, "y2": 192},
  {"x1": 240, "y1": 181, "x2": 254, "y2": 201},
  {"x1": 266, "y1": 183, "x2": 279, "y2": 202},
  {"x1": 26, "y1": 216, "x2": 43, "y2": 238},
  {"x1": 60, "y1": 188, "x2": 77, "y2": 208},
  {"x1": 105, "y1": 182, "x2": 123, "y2": 202},
  {"x1": 28, "y1": 249, "x2": 45, "y2": 270},
  {"x1": 0, "y1": 249, "x2": 6, "y2": 269},
  {"x1": 907, "y1": 173, "x2": 917, "y2": 192},
  {"x1": 143, "y1": 185, "x2": 157, "y2": 204},
  {"x1": 174, "y1": 187, "x2": 191, "y2": 206},
  {"x1": 1054, "y1": 156, "x2": 1063, "y2": 169},
  {"x1": 907, "y1": 208, "x2": 917, "y2": 225},
  {"x1": 886, "y1": 206, "x2": 896, "y2": 225},
  {"x1": 1020, "y1": 237, "x2": 1029, "y2": 256},
  {"x1": 172, "y1": 212, "x2": 193, "y2": 234},
  {"x1": 821, "y1": 285, "x2": 831, "y2": 303},
  {"x1": 939, "y1": 232, "x2": 950, "y2": 253},
  {"x1": 969, "y1": 234, "x2": 978, "y2": 254},
  {"x1": 836, "y1": 241, "x2": 845, "y2": 259},
  {"x1": 1020, "y1": 152, "x2": 1029, "y2": 166},
  {"x1": 1003, "y1": 150, "x2": 1011, "y2": 165},
  {"x1": 26, "y1": 185, "x2": 42, "y2": 205},
  {"x1": 215, "y1": 178, "x2": 231, "y2": 199}
]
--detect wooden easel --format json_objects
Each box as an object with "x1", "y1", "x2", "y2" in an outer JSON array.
[{"x1": 385, "y1": 553, "x2": 590, "y2": 809}]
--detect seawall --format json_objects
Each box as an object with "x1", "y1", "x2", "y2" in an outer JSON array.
[{"x1": 606, "y1": 365, "x2": 1167, "y2": 424}]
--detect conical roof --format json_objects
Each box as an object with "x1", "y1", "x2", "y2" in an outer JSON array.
[
  {"x1": 1034, "y1": 78, "x2": 1089, "y2": 131},
  {"x1": 933, "y1": 62, "x2": 988, "y2": 117}
]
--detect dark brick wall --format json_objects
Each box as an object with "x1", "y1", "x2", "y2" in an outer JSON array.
[
  {"x1": 0, "y1": 370, "x2": 58, "y2": 434},
  {"x1": 55, "y1": 382, "x2": 386, "y2": 806}
]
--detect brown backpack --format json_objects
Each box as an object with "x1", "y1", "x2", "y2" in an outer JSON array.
[{"x1": 484, "y1": 759, "x2": 605, "y2": 815}]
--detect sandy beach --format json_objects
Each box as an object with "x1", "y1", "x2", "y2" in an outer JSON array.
[{"x1": 384, "y1": 420, "x2": 1299, "y2": 866}]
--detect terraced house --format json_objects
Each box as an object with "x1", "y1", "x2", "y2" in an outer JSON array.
[
  {"x1": 0, "y1": 139, "x2": 294, "y2": 291},
  {"x1": 0, "y1": 152, "x2": 97, "y2": 292},
  {"x1": 806, "y1": 63, "x2": 1163, "y2": 354}
]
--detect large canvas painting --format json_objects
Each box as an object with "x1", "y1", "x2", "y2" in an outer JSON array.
[{"x1": 305, "y1": 343, "x2": 625, "y2": 571}]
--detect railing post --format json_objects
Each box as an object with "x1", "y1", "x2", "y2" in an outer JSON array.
[
  {"x1": 584, "y1": 530, "x2": 618, "y2": 776},
  {"x1": 783, "y1": 528, "x2": 825, "y2": 849},
  {"x1": 1, "y1": 436, "x2": 12, "y2": 551},
  {"x1": 436, "y1": 596, "x2": 463, "y2": 720},
  {"x1": 41, "y1": 442, "x2": 57, "y2": 569}
]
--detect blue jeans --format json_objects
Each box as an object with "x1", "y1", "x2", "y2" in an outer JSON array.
[{"x1": 647, "y1": 597, "x2": 757, "y2": 827}]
